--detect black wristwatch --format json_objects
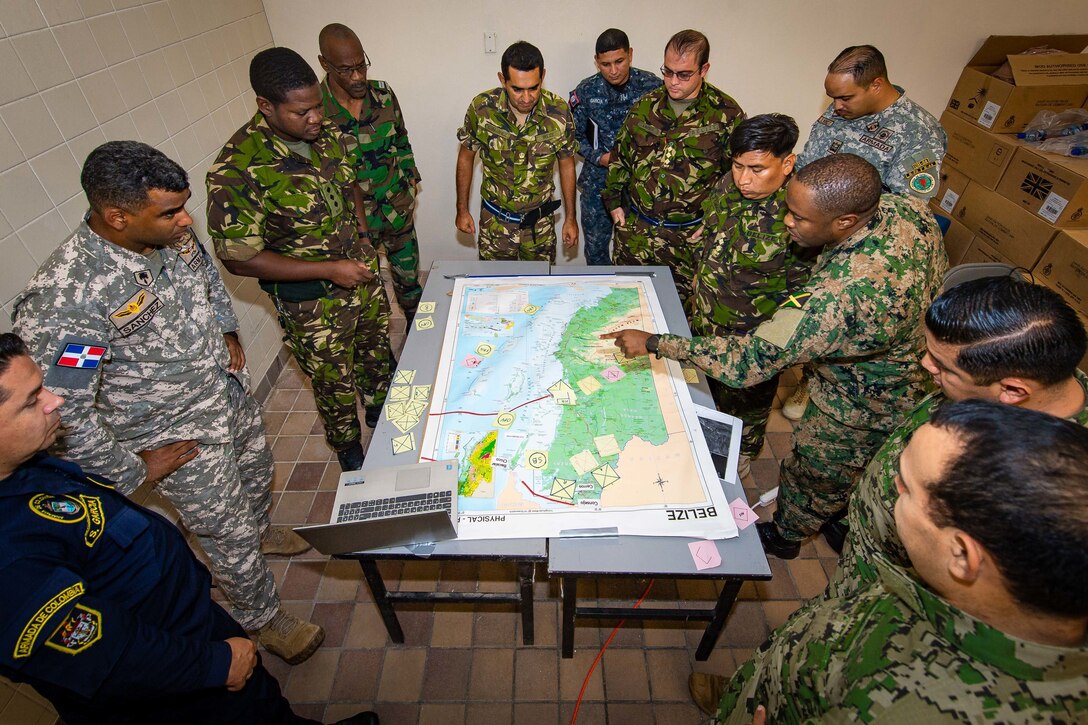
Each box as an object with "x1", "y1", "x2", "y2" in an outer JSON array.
[{"x1": 646, "y1": 334, "x2": 661, "y2": 358}]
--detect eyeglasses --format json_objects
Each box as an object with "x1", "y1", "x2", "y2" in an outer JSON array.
[
  {"x1": 660, "y1": 65, "x2": 699, "y2": 81},
  {"x1": 329, "y1": 51, "x2": 372, "y2": 77}
]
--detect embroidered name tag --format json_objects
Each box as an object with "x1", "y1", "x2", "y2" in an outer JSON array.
[
  {"x1": 14, "y1": 582, "x2": 84, "y2": 659},
  {"x1": 109, "y1": 289, "x2": 163, "y2": 336}
]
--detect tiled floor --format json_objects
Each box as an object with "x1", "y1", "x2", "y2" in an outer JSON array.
[{"x1": 0, "y1": 324, "x2": 839, "y2": 725}]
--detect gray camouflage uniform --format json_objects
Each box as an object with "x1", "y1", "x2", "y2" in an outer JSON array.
[{"x1": 12, "y1": 223, "x2": 279, "y2": 630}]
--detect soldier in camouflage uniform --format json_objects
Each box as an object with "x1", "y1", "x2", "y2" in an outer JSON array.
[
  {"x1": 455, "y1": 41, "x2": 579, "y2": 263},
  {"x1": 829, "y1": 277, "x2": 1088, "y2": 601},
  {"x1": 602, "y1": 29, "x2": 744, "y2": 304},
  {"x1": 206, "y1": 47, "x2": 392, "y2": 473},
  {"x1": 569, "y1": 28, "x2": 661, "y2": 265},
  {"x1": 707, "y1": 402, "x2": 1088, "y2": 723},
  {"x1": 799, "y1": 44, "x2": 947, "y2": 201},
  {"x1": 691, "y1": 114, "x2": 814, "y2": 464},
  {"x1": 12, "y1": 141, "x2": 323, "y2": 665},
  {"x1": 318, "y1": 23, "x2": 423, "y2": 317},
  {"x1": 604, "y1": 154, "x2": 947, "y2": 559}
]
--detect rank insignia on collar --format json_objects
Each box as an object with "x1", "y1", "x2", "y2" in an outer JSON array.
[
  {"x1": 829, "y1": 140, "x2": 842, "y2": 153},
  {"x1": 866, "y1": 121, "x2": 880, "y2": 132},
  {"x1": 133, "y1": 270, "x2": 154, "y2": 287}
]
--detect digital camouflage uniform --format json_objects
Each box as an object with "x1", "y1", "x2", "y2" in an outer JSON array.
[
  {"x1": 692, "y1": 176, "x2": 813, "y2": 457},
  {"x1": 602, "y1": 83, "x2": 744, "y2": 303},
  {"x1": 12, "y1": 224, "x2": 279, "y2": 630},
  {"x1": 456, "y1": 87, "x2": 577, "y2": 263},
  {"x1": 799, "y1": 86, "x2": 947, "y2": 201},
  {"x1": 717, "y1": 553, "x2": 1088, "y2": 724},
  {"x1": 829, "y1": 369, "x2": 1088, "y2": 600},
  {"x1": 569, "y1": 67, "x2": 661, "y2": 265},
  {"x1": 656, "y1": 195, "x2": 947, "y2": 540},
  {"x1": 206, "y1": 113, "x2": 392, "y2": 453},
  {"x1": 321, "y1": 77, "x2": 423, "y2": 312}
]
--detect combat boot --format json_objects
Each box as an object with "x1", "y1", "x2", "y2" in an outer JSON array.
[
  {"x1": 756, "y1": 521, "x2": 801, "y2": 559},
  {"x1": 256, "y1": 609, "x2": 324, "y2": 665},
  {"x1": 337, "y1": 441, "x2": 365, "y2": 471},
  {"x1": 364, "y1": 405, "x2": 382, "y2": 429},
  {"x1": 782, "y1": 385, "x2": 809, "y2": 421},
  {"x1": 260, "y1": 525, "x2": 311, "y2": 556},
  {"x1": 688, "y1": 672, "x2": 728, "y2": 717}
]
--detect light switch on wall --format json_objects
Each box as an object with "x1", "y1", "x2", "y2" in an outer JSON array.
[{"x1": 484, "y1": 32, "x2": 497, "y2": 54}]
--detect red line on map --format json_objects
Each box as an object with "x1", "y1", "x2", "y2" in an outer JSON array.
[
  {"x1": 428, "y1": 393, "x2": 550, "y2": 417},
  {"x1": 521, "y1": 480, "x2": 575, "y2": 506}
]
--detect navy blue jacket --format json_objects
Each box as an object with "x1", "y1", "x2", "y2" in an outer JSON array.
[{"x1": 0, "y1": 455, "x2": 231, "y2": 708}]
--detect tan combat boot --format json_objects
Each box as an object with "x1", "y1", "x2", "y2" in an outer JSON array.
[
  {"x1": 256, "y1": 609, "x2": 325, "y2": 665},
  {"x1": 260, "y1": 525, "x2": 312, "y2": 556},
  {"x1": 689, "y1": 672, "x2": 729, "y2": 717}
]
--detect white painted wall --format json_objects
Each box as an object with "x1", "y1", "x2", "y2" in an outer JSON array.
[{"x1": 264, "y1": 0, "x2": 1088, "y2": 267}]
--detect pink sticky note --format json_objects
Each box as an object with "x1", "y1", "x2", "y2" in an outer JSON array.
[
  {"x1": 601, "y1": 365, "x2": 625, "y2": 382},
  {"x1": 463, "y1": 355, "x2": 482, "y2": 368},
  {"x1": 688, "y1": 540, "x2": 722, "y2": 571},
  {"x1": 729, "y1": 498, "x2": 757, "y2": 531}
]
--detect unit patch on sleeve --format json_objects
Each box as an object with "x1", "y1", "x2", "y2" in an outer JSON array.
[
  {"x1": 109, "y1": 289, "x2": 162, "y2": 335},
  {"x1": 56, "y1": 343, "x2": 106, "y2": 370},
  {"x1": 14, "y1": 582, "x2": 84, "y2": 659},
  {"x1": 45, "y1": 336, "x2": 110, "y2": 390},
  {"x1": 46, "y1": 604, "x2": 102, "y2": 655},
  {"x1": 754, "y1": 292, "x2": 811, "y2": 349},
  {"x1": 29, "y1": 494, "x2": 86, "y2": 524}
]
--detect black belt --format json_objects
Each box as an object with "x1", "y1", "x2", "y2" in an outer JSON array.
[{"x1": 483, "y1": 198, "x2": 562, "y2": 228}]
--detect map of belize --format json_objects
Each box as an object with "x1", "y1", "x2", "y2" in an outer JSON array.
[{"x1": 418, "y1": 275, "x2": 737, "y2": 541}]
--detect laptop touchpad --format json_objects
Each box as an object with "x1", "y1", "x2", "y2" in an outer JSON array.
[{"x1": 395, "y1": 468, "x2": 432, "y2": 490}]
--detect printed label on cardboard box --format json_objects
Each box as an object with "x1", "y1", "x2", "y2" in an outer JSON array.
[
  {"x1": 979, "y1": 102, "x2": 1001, "y2": 129},
  {"x1": 1040, "y1": 192, "x2": 1070, "y2": 224},
  {"x1": 939, "y1": 189, "x2": 961, "y2": 213}
]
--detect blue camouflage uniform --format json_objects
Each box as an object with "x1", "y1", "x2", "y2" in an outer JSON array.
[
  {"x1": 0, "y1": 455, "x2": 314, "y2": 725},
  {"x1": 569, "y1": 68, "x2": 661, "y2": 265}
]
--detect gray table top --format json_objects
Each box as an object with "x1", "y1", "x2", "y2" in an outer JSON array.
[{"x1": 357, "y1": 261, "x2": 770, "y2": 578}]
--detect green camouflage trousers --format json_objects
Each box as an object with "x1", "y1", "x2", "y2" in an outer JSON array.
[
  {"x1": 478, "y1": 206, "x2": 557, "y2": 263},
  {"x1": 772, "y1": 401, "x2": 889, "y2": 541},
  {"x1": 708, "y1": 374, "x2": 780, "y2": 458},
  {"x1": 273, "y1": 278, "x2": 393, "y2": 451},
  {"x1": 368, "y1": 195, "x2": 422, "y2": 312},
  {"x1": 611, "y1": 214, "x2": 698, "y2": 303},
  {"x1": 156, "y1": 376, "x2": 279, "y2": 630}
]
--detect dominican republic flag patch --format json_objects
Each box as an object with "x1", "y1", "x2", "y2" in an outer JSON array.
[{"x1": 56, "y1": 344, "x2": 106, "y2": 369}]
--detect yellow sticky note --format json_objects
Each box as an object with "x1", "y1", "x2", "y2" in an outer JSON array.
[
  {"x1": 594, "y1": 434, "x2": 620, "y2": 457},
  {"x1": 576, "y1": 376, "x2": 602, "y2": 395},
  {"x1": 415, "y1": 316, "x2": 435, "y2": 331},
  {"x1": 550, "y1": 477, "x2": 576, "y2": 501},
  {"x1": 417, "y1": 302, "x2": 436, "y2": 313},
  {"x1": 495, "y1": 411, "x2": 515, "y2": 428},
  {"x1": 393, "y1": 369, "x2": 416, "y2": 385},
  {"x1": 388, "y1": 386, "x2": 410, "y2": 402},
  {"x1": 570, "y1": 450, "x2": 599, "y2": 476},
  {"x1": 385, "y1": 401, "x2": 409, "y2": 419},
  {"x1": 591, "y1": 463, "x2": 620, "y2": 487},
  {"x1": 392, "y1": 432, "x2": 416, "y2": 455},
  {"x1": 475, "y1": 342, "x2": 495, "y2": 357},
  {"x1": 683, "y1": 367, "x2": 699, "y2": 384},
  {"x1": 522, "y1": 304, "x2": 540, "y2": 315},
  {"x1": 390, "y1": 415, "x2": 418, "y2": 433},
  {"x1": 404, "y1": 400, "x2": 428, "y2": 418},
  {"x1": 526, "y1": 450, "x2": 549, "y2": 469},
  {"x1": 547, "y1": 380, "x2": 576, "y2": 405},
  {"x1": 411, "y1": 385, "x2": 431, "y2": 401}
]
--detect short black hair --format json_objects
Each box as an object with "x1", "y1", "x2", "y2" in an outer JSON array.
[
  {"x1": 250, "y1": 47, "x2": 318, "y2": 104},
  {"x1": 793, "y1": 153, "x2": 881, "y2": 217},
  {"x1": 925, "y1": 276, "x2": 1087, "y2": 386},
  {"x1": 80, "y1": 140, "x2": 188, "y2": 213},
  {"x1": 666, "y1": 29, "x2": 709, "y2": 67},
  {"x1": 0, "y1": 334, "x2": 29, "y2": 405},
  {"x1": 595, "y1": 28, "x2": 630, "y2": 56},
  {"x1": 501, "y1": 41, "x2": 544, "y2": 80},
  {"x1": 729, "y1": 113, "x2": 799, "y2": 158},
  {"x1": 828, "y1": 45, "x2": 888, "y2": 86},
  {"x1": 926, "y1": 400, "x2": 1088, "y2": 618}
]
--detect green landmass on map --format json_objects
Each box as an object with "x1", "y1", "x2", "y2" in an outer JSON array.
[
  {"x1": 545, "y1": 287, "x2": 668, "y2": 498},
  {"x1": 461, "y1": 430, "x2": 496, "y2": 496}
]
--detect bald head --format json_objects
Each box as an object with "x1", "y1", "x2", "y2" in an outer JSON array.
[
  {"x1": 318, "y1": 23, "x2": 360, "y2": 56},
  {"x1": 318, "y1": 23, "x2": 370, "y2": 99}
]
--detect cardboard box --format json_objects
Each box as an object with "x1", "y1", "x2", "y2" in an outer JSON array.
[
  {"x1": 930, "y1": 165, "x2": 972, "y2": 216},
  {"x1": 946, "y1": 35, "x2": 1088, "y2": 133},
  {"x1": 943, "y1": 217, "x2": 975, "y2": 266},
  {"x1": 995, "y1": 142, "x2": 1088, "y2": 227},
  {"x1": 941, "y1": 112, "x2": 1018, "y2": 189},
  {"x1": 960, "y1": 238, "x2": 1017, "y2": 266},
  {"x1": 1033, "y1": 229, "x2": 1088, "y2": 315},
  {"x1": 954, "y1": 183, "x2": 1060, "y2": 268}
]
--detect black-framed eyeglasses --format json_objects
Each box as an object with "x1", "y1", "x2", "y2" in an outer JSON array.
[
  {"x1": 330, "y1": 51, "x2": 372, "y2": 77},
  {"x1": 660, "y1": 65, "x2": 698, "y2": 81}
]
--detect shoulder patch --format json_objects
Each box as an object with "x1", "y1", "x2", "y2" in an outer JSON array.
[
  {"x1": 904, "y1": 150, "x2": 939, "y2": 199},
  {"x1": 15, "y1": 582, "x2": 84, "y2": 659},
  {"x1": 79, "y1": 494, "x2": 105, "y2": 548},
  {"x1": 754, "y1": 293, "x2": 812, "y2": 349},
  {"x1": 55, "y1": 343, "x2": 106, "y2": 370},
  {"x1": 29, "y1": 493, "x2": 86, "y2": 524},
  {"x1": 46, "y1": 604, "x2": 102, "y2": 655},
  {"x1": 109, "y1": 289, "x2": 162, "y2": 336},
  {"x1": 45, "y1": 336, "x2": 110, "y2": 390},
  {"x1": 568, "y1": 90, "x2": 579, "y2": 108},
  {"x1": 175, "y1": 236, "x2": 206, "y2": 272}
]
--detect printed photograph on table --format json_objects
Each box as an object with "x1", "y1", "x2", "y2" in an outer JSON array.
[{"x1": 418, "y1": 275, "x2": 736, "y2": 540}]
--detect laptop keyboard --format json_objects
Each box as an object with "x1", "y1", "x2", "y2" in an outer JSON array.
[{"x1": 336, "y1": 491, "x2": 453, "y2": 523}]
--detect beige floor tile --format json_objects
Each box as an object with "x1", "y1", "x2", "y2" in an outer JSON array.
[
  {"x1": 607, "y1": 702, "x2": 656, "y2": 723},
  {"x1": 329, "y1": 649, "x2": 382, "y2": 701},
  {"x1": 788, "y1": 558, "x2": 829, "y2": 599},
  {"x1": 431, "y1": 605, "x2": 475, "y2": 647},
  {"x1": 513, "y1": 702, "x2": 559, "y2": 724},
  {"x1": 375, "y1": 648, "x2": 427, "y2": 701},
  {"x1": 514, "y1": 648, "x2": 558, "y2": 701},
  {"x1": 559, "y1": 649, "x2": 606, "y2": 701},
  {"x1": 283, "y1": 649, "x2": 339, "y2": 703},
  {"x1": 602, "y1": 649, "x2": 650, "y2": 700},
  {"x1": 646, "y1": 649, "x2": 695, "y2": 701},
  {"x1": 317, "y1": 560, "x2": 363, "y2": 602},
  {"x1": 763, "y1": 599, "x2": 803, "y2": 630},
  {"x1": 422, "y1": 648, "x2": 473, "y2": 700},
  {"x1": 465, "y1": 703, "x2": 513, "y2": 722},
  {"x1": 467, "y1": 649, "x2": 514, "y2": 701},
  {"x1": 344, "y1": 603, "x2": 395, "y2": 648},
  {"x1": 419, "y1": 703, "x2": 465, "y2": 725}
]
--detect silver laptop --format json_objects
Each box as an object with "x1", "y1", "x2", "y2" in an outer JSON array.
[{"x1": 294, "y1": 460, "x2": 460, "y2": 555}]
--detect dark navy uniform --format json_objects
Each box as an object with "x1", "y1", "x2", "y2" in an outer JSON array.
[
  {"x1": 0, "y1": 455, "x2": 313, "y2": 725},
  {"x1": 569, "y1": 67, "x2": 661, "y2": 265}
]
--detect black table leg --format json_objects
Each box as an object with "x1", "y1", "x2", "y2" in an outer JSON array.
[
  {"x1": 518, "y1": 561, "x2": 535, "y2": 645},
  {"x1": 561, "y1": 575, "x2": 577, "y2": 658},
  {"x1": 695, "y1": 578, "x2": 742, "y2": 660},
  {"x1": 358, "y1": 559, "x2": 404, "y2": 643}
]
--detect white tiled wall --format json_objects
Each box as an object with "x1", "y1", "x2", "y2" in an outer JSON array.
[
  {"x1": 0, "y1": 0, "x2": 288, "y2": 384},
  {"x1": 0, "y1": 1, "x2": 280, "y2": 721}
]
